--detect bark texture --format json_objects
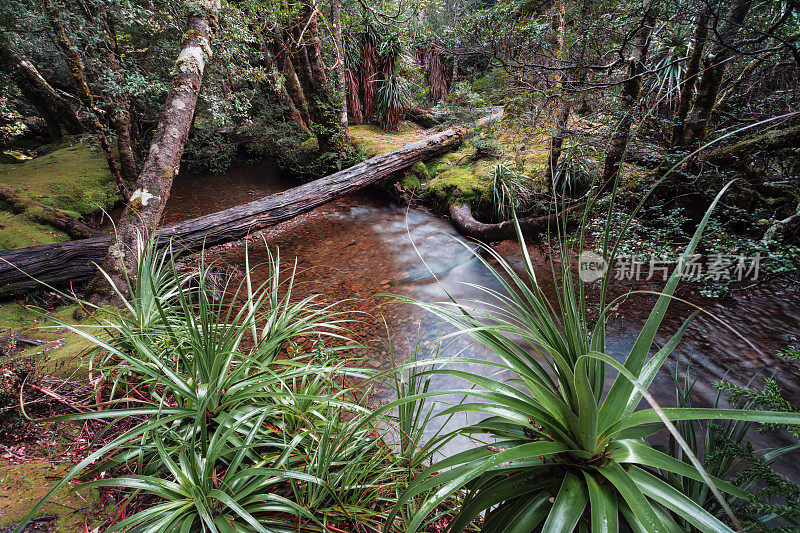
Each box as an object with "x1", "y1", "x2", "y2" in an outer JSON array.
[
  {"x1": 404, "y1": 107, "x2": 441, "y2": 128},
  {"x1": 0, "y1": 128, "x2": 464, "y2": 297},
  {"x1": 600, "y1": 8, "x2": 656, "y2": 188},
  {"x1": 0, "y1": 36, "x2": 84, "y2": 137},
  {"x1": 82, "y1": 1, "x2": 219, "y2": 307},
  {"x1": 682, "y1": 0, "x2": 753, "y2": 142},
  {"x1": 449, "y1": 202, "x2": 585, "y2": 242}
]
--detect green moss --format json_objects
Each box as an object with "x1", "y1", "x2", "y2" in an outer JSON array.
[
  {"x1": 0, "y1": 139, "x2": 117, "y2": 216},
  {"x1": 402, "y1": 174, "x2": 421, "y2": 190},
  {"x1": 0, "y1": 138, "x2": 118, "y2": 250},
  {"x1": 410, "y1": 161, "x2": 429, "y2": 180},
  {"x1": 425, "y1": 162, "x2": 489, "y2": 205},
  {"x1": 0, "y1": 460, "x2": 102, "y2": 530},
  {"x1": 0, "y1": 302, "x2": 106, "y2": 378},
  {"x1": 349, "y1": 124, "x2": 428, "y2": 155},
  {"x1": 0, "y1": 208, "x2": 70, "y2": 249}
]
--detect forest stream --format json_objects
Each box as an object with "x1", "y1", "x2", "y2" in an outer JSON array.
[{"x1": 163, "y1": 160, "x2": 800, "y2": 475}]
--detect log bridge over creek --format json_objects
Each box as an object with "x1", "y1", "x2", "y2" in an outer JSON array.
[{"x1": 0, "y1": 128, "x2": 464, "y2": 297}]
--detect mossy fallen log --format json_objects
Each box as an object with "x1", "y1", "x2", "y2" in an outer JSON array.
[
  {"x1": 0, "y1": 127, "x2": 464, "y2": 297},
  {"x1": 0, "y1": 186, "x2": 102, "y2": 239}
]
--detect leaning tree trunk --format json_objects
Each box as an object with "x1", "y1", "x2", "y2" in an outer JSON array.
[
  {"x1": 600, "y1": 8, "x2": 656, "y2": 189},
  {"x1": 81, "y1": 0, "x2": 219, "y2": 309},
  {"x1": 0, "y1": 128, "x2": 464, "y2": 297},
  {"x1": 44, "y1": 0, "x2": 131, "y2": 201},
  {"x1": 261, "y1": 37, "x2": 310, "y2": 135},
  {"x1": 0, "y1": 35, "x2": 84, "y2": 137},
  {"x1": 670, "y1": 6, "x2": 710, "y2": 145},
  {"x1": 682, "y1": 0, "x2": 753, "y2": 142},
  {"x1": 270, "y1": 27, "x2": 313, "y2": 128}
]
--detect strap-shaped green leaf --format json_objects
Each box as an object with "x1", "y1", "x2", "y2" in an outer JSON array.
[
  {"x1": 585, "y1": 471, "x2": 619, "y2": 533},
  {"x1": 627, "y1": 466, "x2": 735, "y2": 532},
  {"x1": 599, "y1": 182, "x2": 734, "y2": 431},
  {"x1": 599, "y1": 461, "x2": 669, "y2": 533},
  {"x1": 541, "y1": 471, "x2": 589, "y2": 533}
]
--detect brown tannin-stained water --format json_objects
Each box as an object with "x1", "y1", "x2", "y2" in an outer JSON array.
[{"x1": 165, "y1": 162, "x2": 800, "y2": 470}]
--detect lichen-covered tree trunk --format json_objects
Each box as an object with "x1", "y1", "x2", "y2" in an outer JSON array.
[
  {"x1": 44, "y1": 0, "x2": 131, "y2": 201},
  {"x1": 600, "y1": 8, "x2": 656, "y2": 189},
  {"x1": 0, "y1": 36, "x2": 84, "y2": 137},
  {"x1": 682, "y1": 0, "x2": 753, "y2": 142},
  {"x1": 80, "y1": 0, "x2": 219, "y2": 310},
  {"x1": 261, "y1": 37, "x2": 310, "y2": 135},
  {"x1": 670, "y1": 6, "x2": 710, "y2": 145}
]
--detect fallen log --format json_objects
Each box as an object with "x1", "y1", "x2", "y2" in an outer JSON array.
[
  {"x1": 404, "y1": 107, "x2": 441, "y2": 128},
  {"x1": 0, "y1": 186, "x2": 102, "y2": 239},
  {"x1": 448, "y1": 201, "x2": 585, "y2": 242},
  {"x1": 702, "y1": 124, "x2": 800, "y2": 166},
  {"x1": 0, "y1": 127, "x2": 464, "y2": 297}
]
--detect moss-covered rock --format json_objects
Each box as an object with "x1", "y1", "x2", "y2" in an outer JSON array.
[{"x1": 424, "y1": 162, "x2": 488, "y2": 206}]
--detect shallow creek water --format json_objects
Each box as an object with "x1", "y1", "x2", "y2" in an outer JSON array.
[{"x1": 164, "y1": 161, "x2": 800, "y2": 471}]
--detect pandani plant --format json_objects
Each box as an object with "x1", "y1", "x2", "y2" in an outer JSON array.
[
  {"x1": 376, "y1": 157, "x2": 800, "y2": 530},
  {"x1": 12, "y1": 238, "x2": 452, "y2": 532}
]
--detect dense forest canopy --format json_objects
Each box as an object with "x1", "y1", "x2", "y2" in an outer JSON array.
[{"x1": 1, "y1": 0, "x2": 800, "y2": 531}]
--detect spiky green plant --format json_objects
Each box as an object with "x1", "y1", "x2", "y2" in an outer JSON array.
[
  {"x1": 665, "y1": 365, "x2": 800, "y2": 531},
  {"x1": 13, "y1": 239, "x2": 444, "y2": 532},
  {"x1": 377, "y1": 73, "x2": 411, "y2": 131},
  {"x1": 649, "y1": 29, "x2": 690, "y2": 113},
  {"x1": 552, "y1": 154, "x2": 592, "y2": 198},
  {"x1": 378, "y1": 178, "x2": 800, "y2": 532},
  {"x1": 486, "y1": 161, "x2": 533, "y2": 220}
]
